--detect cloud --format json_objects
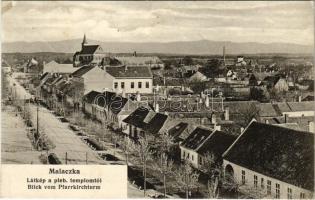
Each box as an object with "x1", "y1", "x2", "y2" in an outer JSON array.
[{"x1": 2, "y1": 1, "x2": 313, "y2": 45}]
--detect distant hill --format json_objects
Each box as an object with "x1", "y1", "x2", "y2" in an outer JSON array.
[{"x1": 2, "y1": 39, "x2": 313, "y2": 55}]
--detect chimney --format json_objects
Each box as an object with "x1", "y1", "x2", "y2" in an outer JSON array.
[
  {"x1": 308, "y1": 121, "x2": 314, "y2": 133},
  {"x1": 224, "y1": 106, "x2": 230, "y2": 121},
  {"x1": 265, "y1": 119, "x2": 269, "y2": 124},
  {"x1": 214, "y1": 124, "x2": 221, "y2": 131},
  {"x1": 211, "y1": 113, "x2": 217, "y2": 124},
  {"x1": 136, "y1": 92, "x2": 141, "y2": 101},
  {"x1": 298, "y1": 95, "x2": 302, "y2": 102},
  {"x1": 133, "y1": 51, "x2": 137, "y2": 57},
  {"x1": 205, "y1": 95, "x2": 210, "y2": 107},
  {"x1": 122, "y1": 90, "x2": 126, "y2": 98},
  {"x1": 125, "y1": 65, "x2": 128, "y2": 71},
  {"x1": 43, "y1": 61, "x2": 46, "y2": 67},
  {"x1": 240, "y1": 127, "x2": 244, "y2": 133},
  {"x1": 155, "y1": 103, "x2": 159, "y2": 113},
  {"x1": 284, "y1": 114, "x2": 288, "y2": 123}
]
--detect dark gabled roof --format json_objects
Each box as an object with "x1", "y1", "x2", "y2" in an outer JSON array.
[
  {"x1": 106, "y1": 66, "x2": 152, "y2": 78},
  {"x1": 303, "y1": 95, "x2": 314, "y2": 101},
  {"x1": 181, "y1": 127, "x2": 213, "y2": 150},
  {"x1": 71, "y1": 65, "x2": 95, "y2": 77},
  {"x1": 80, "y1": 45, "x2": 101, "y2": 54},
  {"x1": 83, "y1": 91, "x2": 101, "y2": 104},
  {"x1": 168, "y1": 122, "x2": 189, "y2": 139},
  {"x1": 144, "y1": 113, "x2": 168, "y2": 134},
  {"x1": 106, "y1": 92, "x2": 129, "y2": 114},
  {"x1": 260, "y1": 76, "x2": 280, "y2": 86},
  {"x1": 196, "y1": 130, "x2": 236, "y2": 159},
  {"x1": 122, "y1": 106, "x2": 150, "y2": 129},
  {"x1": 223, "y1": 121, "x2": 314, "y2": 191}
]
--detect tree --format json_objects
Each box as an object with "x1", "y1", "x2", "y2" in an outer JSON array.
[
  {"x1": 152, "y1": 153, "x2": 174, "y2": 197},
  {"x1": 133, "y1": 136, "x2": 153, "y2": 197},
  {"x1": 182, "y1": 56, "x2": 193, "y2": 66},
  {"x1": 174, "y1": 161, "x2": 199, "y2": 199},
  {"x1": 238, "y1": 104, "x2": 259, "y2": 127},
  {"x1": 200, "y1": 152, "x2": 222, "y2": 198},
  {"x1": 199, "y1": 59, "x2": 222, "y2": 78},
  {"x1": 207, "y1": 176, "x2": 219, "y2": 198},
  {"x1": 249, "y1": 87, "x2": 265, "y2": 101},
  {"x1": 120, "y1": 136, "x2": 135, "y2": 166},
  {"x1": 152, "y1": 133, "x2": 175, "y2": 197}
]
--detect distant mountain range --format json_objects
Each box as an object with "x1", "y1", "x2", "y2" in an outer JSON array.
[{"x1": 2, "y1": 39, "x2": 313, "y2": 55}]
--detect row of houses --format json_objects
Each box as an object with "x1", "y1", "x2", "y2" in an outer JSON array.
[{"x1": 82, "y1": 93, "x2": 314, "y2": 199}]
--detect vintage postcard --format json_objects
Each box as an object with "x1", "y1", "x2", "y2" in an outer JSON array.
[{"x1": 1, "y1": 1, "x2": 314, "y2": 199}]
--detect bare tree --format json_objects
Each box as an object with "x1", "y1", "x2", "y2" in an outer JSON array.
[
  {"x1": 174, "y1": 161, "x2": 199, "y2": 199},
  {"x1": 238, "y1": 104, "x2": 259, "y2": 127},
  {"x1": 151, "y1": 133, "x2": 176, "y2": 197},
  {"x1": 133, "y1": 136, "x2": 153, "y2": 197},
  {"x1": 120, "y1": 136, "x2": 134, "y2": 166},
  {"x1": 200, "y1": 152, "x2": 222, "y2": 198},
  {"x1": 207, "y1": 176, "x2": 219, "y2": 198},
  {"x1": 152, "y1": 152, "x2": 174, "y2": 197}
]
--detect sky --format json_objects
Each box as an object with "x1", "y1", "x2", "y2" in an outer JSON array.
[{"x1": 2, "y1": 1, "x2": 314, "y2": 45}]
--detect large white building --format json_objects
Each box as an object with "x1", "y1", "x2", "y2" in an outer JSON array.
[
  {"x1": 222, "y1": 120, "x2": 314, "y2": 199},
  {"x1": 71, "y1": 65, "x2": 153, "y2": 95}
]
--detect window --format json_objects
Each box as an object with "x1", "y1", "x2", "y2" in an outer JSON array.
[
  {"x1": 131, "y1": 82, "x2": 134, "y2": 89},
  {"x1": 192, "y1": 155, "x2": 194, "y2": 161},
  {"x1": 254, "y1": 175, "x2": 258, "y2": 188},
  {"x1": 267, "y1": 180, "x2": 271, "y2": 195},
  {"x1": 287, "y1": 188, "x2": 292, "y2": 199},
  {"x1": 183, "y1": 151, "x2": 185, "y2": 158},
  {"x1": 187, "y1": 153, "x2": 190, "y2": 159},
  {"x1": 199, "y1": 157, "x2": 202, "y2": 165},
  {"x1": 146, "y1": 81, "x2": 150, "y2": 88},
  {"x1": 261, "y1": 178, "x2": 264, "y2": 189},
  {"x1": 300, "y1": 193, "x2": 305, "y2": 199},
  {"x1": 241, "y1": 170, "x2": 245, "y2": 184},
  {"x1": 121, "y1": 82, "x2": 125, "y2": 89},
  {"x1": 275, "y1": 183, "x2": 280, "y2": 199},
  {"x1": 114, "y1": 82, "x2": 118, "y2": 89},
  {"x1": 138, "y1": 82, "x2": 142, "y2": 88}
]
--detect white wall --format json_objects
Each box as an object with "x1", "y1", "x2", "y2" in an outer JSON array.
[
  {"x1": 82, "y1": 67, "x2": 115, "y2": 94},
  {"x1": 282, "y1": 111, "x2": 314, "y2": 117},
  {"x1": 113, "y1": 78, "x2": 153, "y2": 94},
  {"x1": 180, "y1": 146, "x2": 200, "y2": 168},
  {"x1": 223, "y1": 160, "x2": 314, "y2": 199}
]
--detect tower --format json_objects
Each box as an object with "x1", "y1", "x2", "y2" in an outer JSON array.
[
  {"x1": 223, "y1": 46, "x2": 226, "y2": 66},
  {"x1": 82, "y1": 34, "x2": 87, "y2": 49}
]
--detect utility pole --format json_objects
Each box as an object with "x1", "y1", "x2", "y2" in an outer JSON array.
[
  {"x1": 65, "y1": 152, "x2": 68, "y2": 165},
  {"x1": 36, "y1": 103, "x2": 39, "y2": 139}
]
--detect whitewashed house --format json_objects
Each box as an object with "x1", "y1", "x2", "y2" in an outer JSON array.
[
  {"x1": 43, "y1": 60, "x2": 78, "y2": 74},
  {"x1": 180, "y1": 127, "x2": 235, "y2": 169},
  {"x1": 222, "y1": 120, "x2": 314, "y2": 199},
  {"x1": 71, "y1": 65, "x2": 153, "y2": 95}
]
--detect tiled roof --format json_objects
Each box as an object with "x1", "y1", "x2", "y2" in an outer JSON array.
[
  {"x1": 83, "y1": 91, "x2": 101, "y2": 104},
  {"x1": 168, "y1": 122, "x2": 194, "y2": 142},
  {"x1": 258, "y1": 103, "x2": 280, "y2": 117},
  {"x1": 80, "y1": 45, "x2": 101, "y2": 54},
  {"x1": 106, "y1": 66, "x2": 153, "y2": 78},
  {"x1": 144, "y1": 113, "x2": 168, "y2": 134},
  {"x1": 43, "y1": 61, "x2": 77, "y2": 74},
  {"x1": 196, "y1": 130, "x2": 236, "y2": 160},
  {"x1": 71, "y1": 65, "x2": 95, "y2": 77},
  {"x1": 122, "y1": 106, "x2": 150, "y2": 129},
  {"x1": 181, "y1": 127, "x2": 213, "y2": 150},
  {"x1": 223, "y1": 121, "x2": 314, "y2": 191}
]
